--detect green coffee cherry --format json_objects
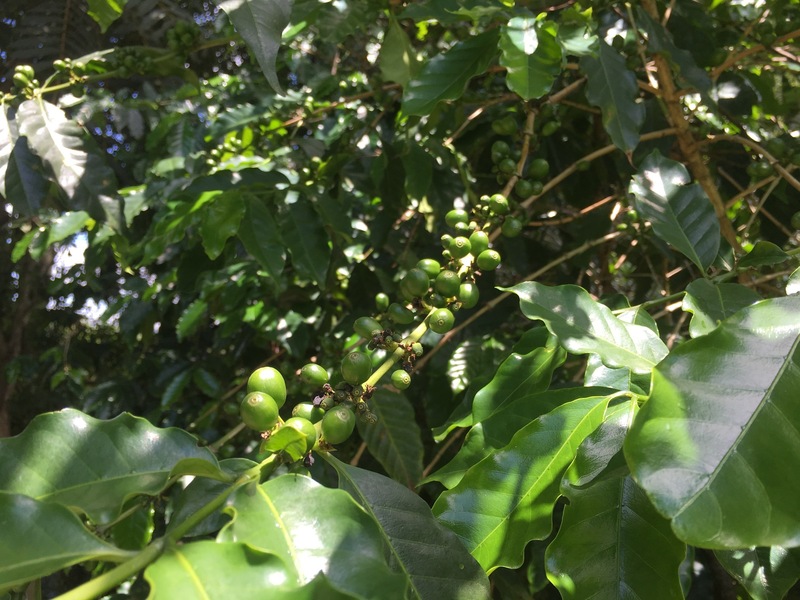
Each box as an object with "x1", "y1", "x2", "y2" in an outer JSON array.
[
  {"x1": 489, "y1": 194, "x2": 510, "y2": 215},
  {"x1": 445, "y1": 209, "x2": 469, "y2": 228},
  {"x1": 491, "y1": 140, "x2": 511, "y2": 156},
  {"x1": 514, "y1": 179, "x2": 534, "y2": 197},
  {"x1": 321, "y1": 405, "x2": 357, "y2": 444},
  {"x1": 428, "y1": 292, "x2": 448, "y2": 307},
  {"x1": 300, "y1": 363, "x2": 329, "y2": 386},
  {"x1": 449, "y1": 236, "x2": 472, "y2": 259},
  {"x1": 458, "y1": 282, "x2": 480, "y2": 309},
  {"x1": 434, "y1": 270, "x2": 461, "y2": 297},
  {"x1": 247, "y1": 367, "x2": 287, "y2": 408},
  {"x1": 541, "y1": 121, "x2": 560, "y2": 136},
  {"x1": 402, "y1": 268, "x2": 431, "y2": 297},
  {"x1": 498, "y1": 158, "x2": 517, "y2": 175},
  {"x1": 388, "y1": 302, "x2": 414, "y2": 325},
  {"x1": 240, "y1": 392, "x2": 280, "y2": 432},
  {"x1": 468, "y1": 230, "x2": 490, "y2": 256},
  {"x1": 528, "y1": 158, "x2": 550, "y2": 180},
  {"x1": 429, "y1": 308, "x2": 455, "y2": 334},
  {"x1": 416, "y1": 258, "x2": 441, "y2": 279},
  {"x1": 501, "y1": 217, "x2": 523, "y2": 238},
  {"x1": 375, "y1": 292, "x2": 390, "y2": 312},
  {"x1": 354, "y1": 316, "x2": 383, "y2": 340},
  {"x1": 477, "y1": 249, "x2": 502, "y2": 271},
  {"x1": 391, "y1": 370, "x2": 411, "y2": 390},
  {"x1": 411, "y1": 342, "x2": 424, "y2": 356},
  {"x1": 283, "y1": 417, "x2": 318, "y2": 451},
  {"x1": 341, "y1": 352, "x2": 372, "y2": 385},
  {"x1": 292, "y1": 402, "x2": 326, "y2": 423}
]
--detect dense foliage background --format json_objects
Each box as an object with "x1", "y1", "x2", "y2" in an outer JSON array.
[{"x1": 2, "y1": 0, "x2": 800, "y2": 598}]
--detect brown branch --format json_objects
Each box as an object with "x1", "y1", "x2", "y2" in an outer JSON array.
[
  {"x1": 641, "y1": 0, "x2": 740, "y2": 250},
  {"x1": 711, "y1": 28, "x2": 800, "y2": 78}
]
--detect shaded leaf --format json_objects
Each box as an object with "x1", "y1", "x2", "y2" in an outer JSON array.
[
  {"x1": 629, "y1": 150, "x2": 720, "y2": 271},
  {"x1": 327, "y1": 456, "x2": 491, "y2": 600},
  {"x1": 425, "y1": 387, "x2": 616, "y2": 489},
  {"x1": 0, "y1": 492, "x2": 132, "y2": 592},
  {"x1": 505, "y1": 282, "x2": 668, "y2": 374},
  {"x1": 238, "y1": 193, "x2": 286, "y2": 280},
  {"x1": 199, "y1": 191, "x2": 246, "y2": 259},
  {"x1": 380, "y1": 18, "x2": 419, "y2": 86},
  {"x1": 625, "y1": 295, "x2": 800, "y2": 548},
  {"x1": 433, "y1": 395, "x2": 610, "y2": 572},
  {"x1": 216, "y1": 0, "x2": 292, "y2": 95},
  {"x1": 715, "y1": 546, "x2": 800, "y2": 600},
  {"x1": 403, "y1": 30, "x2": 500, "y2": 116},
  {"x1": 146, "y1": 541, "x2": 357, "y2": 599},
  {"x1": 499, "y1": 17, "x2": 562, "y2": 100},
  {"x1": 279, "y1": 192, "x2": 330, "y2": 286},
  {"x1": 357, "y1": 389, "x2": 423, "y2": 488},
  {"x1": 0, "y1": 409, "x2": 225, "y2": 523},
  {"x1": 682, "y1": 278, "x2": 761, "y2": 338},
  {"x1": 176, "y1": 299, "x2": 208, "y2": 342},
  {"x1": 580, "y1": 41, "x2": 644, "y2": 152},
  {"x1": 738, "y1": 241, "x2": 791, "y2": 269},
  {"x1": 220, "y1": 475, "x2": 410, "y2": 599},
  {"x1": 17, "y1": 99, "x2": 122, "y2": 230},
  {"x1": 87, "y1": 0, "x2": 128, "y2": 32}
]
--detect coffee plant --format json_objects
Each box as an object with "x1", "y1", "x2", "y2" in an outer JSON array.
[{"x1": 2, "y1": 0, "x2": 800, "y2": 598}]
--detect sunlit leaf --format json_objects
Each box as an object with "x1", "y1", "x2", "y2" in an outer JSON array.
[
  {"x1": 499, "y1": 17, "x2": 562, "y2": 100},
  {"x1": 626, "y1": 295, "x2": 800, "y2": 548},
  {"x1": 682, "y1": 278, "x2": 761, "y2": 338},
  {"x1": 380, "y1": 18, "x2": 419, "y2": 86},
  {"x1": 715, "y1": 546, "x2": 800, "y2": 600}
]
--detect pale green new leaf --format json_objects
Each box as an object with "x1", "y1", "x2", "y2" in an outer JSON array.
[
  {"x1": 580, "y1": 41, "x2": 644, "y2": 152},
  {"x1": 16, "y1": 99, "x2": 122, "y2": 230},
  {"x1": 357, "y1": 389, "x2": 423, "y2": 488},
  {"x1": 629, "y1": 150, "x2": 720, "y2": 271},
  {"x1": 433, "y1": 395, "x2": 610, "y2": 572},
  {"x1": 0, "y1": 492, "x2": 132, "y2": 592},
  {"x1": 403, "y1": 30, "x2": 499, "y2": 116},
  {"x1": 327, "y1": 457, "x2": 491, "y2": 600},
  {"x1": 216, "y1": 0, "x2": 292, "y2": 95},
  {"x1": 499, "y1": 17, "x2": 562, "y2": 100},
  {"x1": 715, "y1": 546, "x2": 800, "y2": 600},
  {"x1": 220, "y1": 475, "x2": 409, "y2": 599},
  {"x1": 682, "y1": 278, "x2": 761, "y2": 337},
  {"x1": 625, "y1": 295, "x2": 800, "y2": 548},
  {"x1": 146, "y1": 541, "x2": 357, "y2": 599},
  {"x1": 505, "y1": 282, "x2": 668, "y2": 374},
  {"x1": 0, "y1": 409, "x2": 225, "y2": 523}
]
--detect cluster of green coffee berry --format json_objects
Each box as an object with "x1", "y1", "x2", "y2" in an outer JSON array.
[
  {"x1": 11, "y1": 65, "x2": 39, "y2": 94},
  {"x1": 166, "y1": 21, "x2": 202, "y2": 56}
]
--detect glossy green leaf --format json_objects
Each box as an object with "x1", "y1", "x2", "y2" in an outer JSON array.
[
  {"x1": 546, "y1": 473, "x2": 685, "y2": 599},
  {"x1": 505, "y1": 282, "x2": 668, "y2": 374},
  {"x1": 682, "y1": 278, "x2": 761, "y2": 338},
  {"x1": 3, "y1": 133, "x2": 48, "y2": 216},
  {"x1": 238, "y1": 193, "x2": 286, "y2": 280},
  {"x1": 738, "y1": 241, "x2": 791, "y2": 269},
  {"x1": 200, "y1": 190, "x2": 246, "y2": 259},
  {"x1": 471, "y1": 334, "x2": 565, "y2": 424},
  {"x1": 46, "y1": 211, "x2": 92, "y2": 247},
  {"x1": 556, "y1": 8, "x2": 599, "y2": 56},
  {"x1": 630, "y1": 150, "x2": 720, "y2": 271},
  {"x1": 111, "y1": 501, "x2": 154, "y2": 550},
  {"x1": 87, "y1": 0, "x2": 128, "y2": 32},
  {"x1": 279, "y1": 192, "x2": 330, "y2": 286},
  {"x1": 146, "y1": 541, "x2": 357, "y2": 599},
  {"x1": 625, "y1": 295, "x2": 800, "y2": 548},
  {"x1": 402, "y1": 30, "x2": 499, "y2": 116},
  {"x1": 380, "y1": 18, "x2": 419, "y2": 86},
  {"x1": 425, "y1": 388, "x2": 616, "y2": 489},
  {"x1": 327, "y1": 457, "x2": 491, "y2": 600},
  {"x1": 0, "y1": 409, "x2": 225, "y2": 523},
  {"x1": 217, "y1": 0, "x2": 292, "y2": 95},
  {"x1": 433, "y1": 395, "x2": 610, "y2": 572},
  {"x1": 715, "y1": 546, "x2": 800, "y2": 600},
  {"x1": 636, "y1": 7, "x2": 710, "y2": 92},
  {"x1": 260, "y1": 425, "x2": 308, "y2": 461},
  {"x1": 357, "y1": 389, "x2": 423, "y2": 488},
  {"x1": 176, "y1": 299, "x2": 208, "y2": 342},
  {"x1": 0, "y1": 105, "x2": 14, "y2": 200},
  {"x1": 580, "y1": 41, "x2": 644, "y2": 152},
  {"x1": 0, "y1": 492, "x2": 132, "y2": 592},
  {"x1": 220, "y1": 475, "x2": 409, "y2": 599},
  {"x1": 499, "y1": 17, "x2": 562, "y2": 100},
  {"x1": 16, "y1": 99, "x2": 122, "y2": 230}
]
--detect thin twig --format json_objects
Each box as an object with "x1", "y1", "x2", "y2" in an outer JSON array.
[{"x1": 421, "y1": 428, "x2": 466, "y2": 479}]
